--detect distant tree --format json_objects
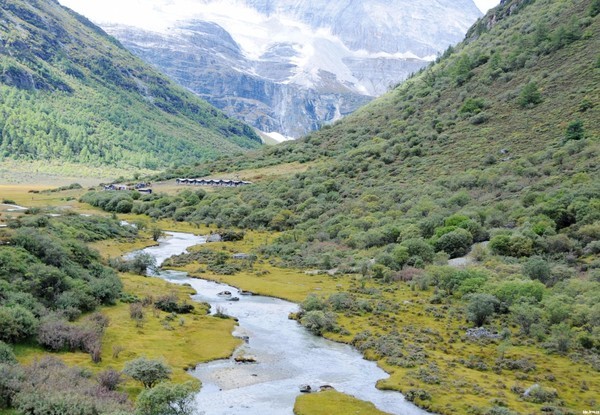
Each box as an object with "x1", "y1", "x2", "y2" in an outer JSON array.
[
  {"x1": 128, "y1": 253, "x2": 157, "y2": 275},
  {"x1": 123, "y1": 358, "x2": 172, "y2": 388},
  {"x1": 518, "y1": 82, "x2": 542, "y2": 108},
  {"x1": 564, "y1": 120, "x2": 584, "y2": 141},
  {"x1": 151, "y1": 227, "x2": 164, "y2": 242}
]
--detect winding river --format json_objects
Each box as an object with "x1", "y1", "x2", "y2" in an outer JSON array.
[{"x1": 135, "y1": 231, "x2": 430, "y2": 415}]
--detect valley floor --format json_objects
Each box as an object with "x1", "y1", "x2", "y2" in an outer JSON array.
[{"x1": 2, "y1": 183, "x2": 599, "y2": 415}]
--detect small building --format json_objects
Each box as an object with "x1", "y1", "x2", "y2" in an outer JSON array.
[{"x1": 174, "y1": 178, "x2": 253, "y2": 187}]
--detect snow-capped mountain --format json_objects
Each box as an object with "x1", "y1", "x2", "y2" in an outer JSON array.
[{"x1": 61, "y1": 0, "x2": 482, "y2": 139}]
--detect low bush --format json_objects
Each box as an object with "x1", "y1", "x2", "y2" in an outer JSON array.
[
  {"x1": 154, "y1": 294, "x2": 194, "y2": 314},
  {"x1": 300, "y1": 310, "x2": 337, "y2": 335},
  {"x1": 523, "y1": 384, "x2": 558, "y2": 403}
]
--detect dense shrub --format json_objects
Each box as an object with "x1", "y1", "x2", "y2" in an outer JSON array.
[
  {"x1": 494, "y1": 280, "x2": 545, "y2": 305},
  {"x1": 523, "y1": 384, "x2": 558, "y2": 403},
  {"x1": 110, "y1": 253, "x2": 156, "y2": 275},
  {"x1": 466, "y1": 293, "x2": 500, "y2": 326},
  {"x1": 511, "y1": 303, "x2": 544, "y2": 335},
  {"x1": 0, "y1": 363, "x2": 22, "y2": 408},
  {"x1": 135, "y1": 381, "x2": 195, "y2": 415},
  {"x1": 0, "y1": 306, "x2": 38, "y2": 343},
  {"x1": 11, "y1": 357, "x2": 131, "y2": 414},
  {"x1": 327, "y1": 293, "x2": 356, "y2": 311},
  {"x1": 0, "y1": 342, "x2": 16, "y2": 364},
  {"x1": 489, "y1": 234, "x2": 534, "y2": 257},
  {"x1": 404, "y1": 389, "x2": 432, "y2": 403},
  {"x1": 37, "y1": 314, "x2": 107, "y2": 362},
  {"x1": 97, "y1": 369, "x2": 123, "y2": 392},
  {"x1": 301, "y1": 294, "x2": 327, "y2": 312},
  {"x1": 517, "y1": 82, "x2": 542, "y2": 108},
  {"x1": 401, "y1": 238, "x2": 435, "y2": 265},
  {"x1": 522, "y1": 257, "x2": 552, "y2": 285},
  {"x1": 434, "y1": 228, "x2": 473, "y2": 258}
]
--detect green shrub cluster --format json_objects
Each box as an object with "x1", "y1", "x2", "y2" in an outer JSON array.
[{"x1": 0, "y1": 215, "x2": 132, "y2": 347}]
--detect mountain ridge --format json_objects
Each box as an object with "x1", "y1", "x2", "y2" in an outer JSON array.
[{"x1": 76, "y1": 0, "x2": 482, "y2": 138}]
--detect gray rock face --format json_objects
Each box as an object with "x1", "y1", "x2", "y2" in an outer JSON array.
[{"x1": 101, "y1": 1, "x2": 482, "y2": 139}]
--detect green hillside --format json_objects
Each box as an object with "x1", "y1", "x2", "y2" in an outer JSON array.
[
  {"x1": 0, "y1": 0, "x2": 261, "y2": 170},
  {"x1": 84, "y1": 0, "x2": 600, "y2": 413},
  {"x1": 152, "y1": 0, "x2": 599, "y2": 266}
]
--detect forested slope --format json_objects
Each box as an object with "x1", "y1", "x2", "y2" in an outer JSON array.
[{"x1": 0, "y1": 0, "x2": 261, "y2": 170}]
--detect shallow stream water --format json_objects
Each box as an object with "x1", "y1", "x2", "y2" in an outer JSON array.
[{"x1": 135, "y1": 231, "x2": 431, "y2": 415}]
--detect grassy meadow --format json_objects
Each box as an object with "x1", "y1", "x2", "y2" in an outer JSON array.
[{"x1": 294, "y1": 390, "x2": 391, "y2": 415}]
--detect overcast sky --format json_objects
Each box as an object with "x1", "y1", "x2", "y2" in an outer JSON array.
[
  {"x1": 58, "y1": 0, "x2": 502, "y2": 27},
  {"x1": 473, "y1": 0, "x2": 501, "y2": 12}
]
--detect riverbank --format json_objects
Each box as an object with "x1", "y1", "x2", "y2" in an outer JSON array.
[
  {"x1": 14, "y1": 270, "x2": 241, "y2": 397},
  {"x1": 294, "y1": 390, "x2": 392, "y2": 415},
  {"x1": 4, "y1": 191, "x2": 243, "y2": 398}
]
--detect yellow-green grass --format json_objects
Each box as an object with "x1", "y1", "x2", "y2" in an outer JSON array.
[
  {"x1": 0, "y1": 183, "x2": 94, "y2": 214},
  {"x1": 0, "y1": 159, "x2": 154, "y2": 186},
  {"x1": 15, "y1": 273, "x2": 241, "y2": 397},
  {"x1": 294, "y1": 390, "x2": 392, "y2": 415},
  {"x1": 186, "y1": 264, "x2": 350, "y2": 303}
]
